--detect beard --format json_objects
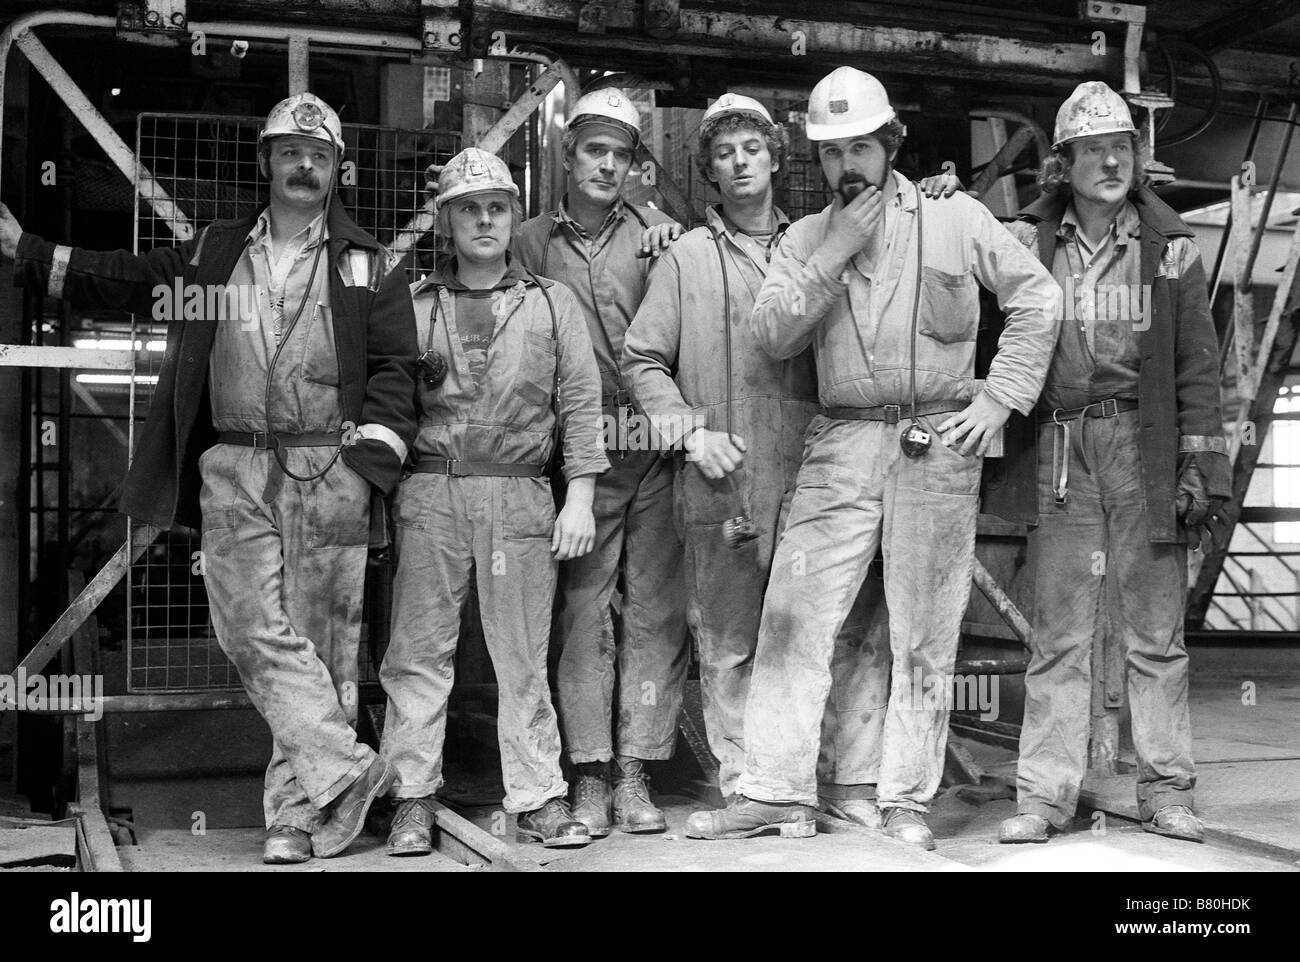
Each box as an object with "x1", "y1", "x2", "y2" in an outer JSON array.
[{"x1": 835, "y1": 168, "x2": 888, "y2": 203}]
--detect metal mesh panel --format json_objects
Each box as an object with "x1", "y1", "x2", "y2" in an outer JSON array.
[{"x1": 127, "y1": 112, "x2": 459, "y2": 693}]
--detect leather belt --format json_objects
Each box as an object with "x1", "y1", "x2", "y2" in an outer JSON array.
[
  {"x1": 1037, "y1": 398, "x2": 1138, "y2": 504},
  {"x1": 413, "y1": 459, "x2": 546, "y2": 478},
  {"x1": 216, "y1": 430, "x2": 343, "y2": 449},
  {"x1": 823, "y1": 400, "x2": 965, "y2": 424}
]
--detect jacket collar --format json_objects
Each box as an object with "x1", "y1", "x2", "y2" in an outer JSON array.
[
  {"x1": 706, "y1": 203, "x2": 791, "y2": 237},
  {"x1": 1019, "y1": 183, "x2": 1192, "y2": 239},
  {"x1": 411, "y1": 253, "x2": 533, "y2": 295}
]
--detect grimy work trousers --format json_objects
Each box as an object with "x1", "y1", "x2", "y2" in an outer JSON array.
[
  {"x1": 1017, "y1": 411, "x2": 1195, "y2": 827},
  {"x1": 199, "y1": 444, "x2": 375, "y2": 832},
  {"x1": 736, "y1": 418, "x2": 981, "y2": 810},
  {"x1": 380, "y1": 474, "x2": 568, "y2": 814},
  {"x1": 678, "y1": 464, "x2": 891, "y2": 799},
  {"x1": 557, "y1": 449, "x2": 688, "y2": 763}
]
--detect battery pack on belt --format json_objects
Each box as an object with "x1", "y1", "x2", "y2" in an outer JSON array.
[
  {"x1": 216, "y1": 430, "x2": 343, "y2": 449},
  {"x1": 822, "y1": 400, "x2": 965, "y2": 424},
  {"x1": 413, "y1": 459, "x2": 546, "y2": 478}
]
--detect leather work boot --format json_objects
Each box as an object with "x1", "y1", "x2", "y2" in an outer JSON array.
[
  {"x1": 613, "y1": 757, "x2": 667, "y2": 833},
  {"x1": 311, "y1": 755, "x2": 396, "y2": 859},
  {"x1": 882, "y1": 806, "x2": 936, "y2": 851},
  {"x1": 998, "y1": 812, "x2": 1051, "y2": 844},
  {"x1": 1143, "y1": 804, "x2": 1205, "y2": 843},
  {"x1": 571, "y1": 767, "x2": 613, "y2": 838},
  {"x1": 820, "y1": 796, "x2": 883, "y2": 830},
  {"x1": 387, "y1": 797, "x2": 437, "y2": 857},
  {"x1": 685, "y1": 795, "x2": 818, "y2": 840},
  {"x1": 516, "y1": 797, "x2": 593, "y2": 848},
  {"x1": 262, "y1": 825, "x2": 312, "y2": 864}
]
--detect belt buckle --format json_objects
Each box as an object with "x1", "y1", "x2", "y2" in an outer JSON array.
[
  {"x1": 883, "y1": 404, "x2": 901, "y2": 424},
  {"x1": 1099, "y1": 398, "x2": 1118, "y2": 418},
  {"x1": 442, "y1": 459, "x2": 459, "y2": 476},
  {"x1": 250, "y1": 430, "x2": 269, "y2": 449}
]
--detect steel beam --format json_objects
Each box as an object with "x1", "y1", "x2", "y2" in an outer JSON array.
[
  {"x1": 0, "y1": 345, "x2": 134, "y2": 371},
  {"x1": 1186, "y1": 0, "x2": 1300, "y2": 55}
]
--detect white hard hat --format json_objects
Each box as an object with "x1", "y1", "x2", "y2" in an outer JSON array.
[
  {"x1": 702, "y1": 93, "x2": 774, "y2": 126},
  {"x1": 434, "y1": 147, "x2": 519, "y2": 210},
  {"x1": 805, "y1": 66, "x2": 896, "y2": 142},
  {"x1": 259, "y1": 92, "x2": 344, "y2": 153},
  {"x1": 1053, "y1": 81, "x2": 1137, "y2": 150},
  {"x1": 568, "y1": 88, "x2": 641, "y2": 144}
]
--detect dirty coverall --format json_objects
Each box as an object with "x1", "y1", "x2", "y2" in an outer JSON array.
[
  {"x1": 12, "y1": 205, "x2": 418, "y2": 834},
  {"x1": 379, "y1": 260, "x2": 607, "y2": 813},
  {"x1": 1006, "y1": 195, "x2": 1228, "y2": 827},
  {"x1": 515, "y1": 197, "x2": 689, "y2": 765},
  {"x1": 623, "y1": 205, "x2": 892, "y2": 798},
  {"x1": 737, "y1": 173, "x2": 1061, "y2": 811}
]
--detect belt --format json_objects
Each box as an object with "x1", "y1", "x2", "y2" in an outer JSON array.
[
  {"x1": 216, "y1": 430, "x2": 343, "y2": 449},
  {"x1": 1036, "y1": 397, "x2": 1138, "y2": 425},
  {"x1": 413, "y1": 459, "x2": 546, "y2": 478},
  {"x1": 823, "y1": 400, "x2": 965, "y2": 424},
  {"x1": 1037, "y1": 398, "x2": 1138, "y2": 504}
]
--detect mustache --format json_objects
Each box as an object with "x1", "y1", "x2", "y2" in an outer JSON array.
[{"x1": 286, "y1": 171, "x2": 322, "y2": 189}]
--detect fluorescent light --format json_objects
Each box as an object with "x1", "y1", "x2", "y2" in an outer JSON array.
[
  {"x1": 75, "y1": 374, "x2": 158, "y2": 385},
  {"x1": 72, "y1": 338, "x2": 165, "y2": 352}
]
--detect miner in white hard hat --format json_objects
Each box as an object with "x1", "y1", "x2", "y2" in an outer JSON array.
[
  {"x1": 514, "y1": 88, "x2": 688, "y2": 838},
  {"x1": 624, "y1": 91, "x2": 898, "y2": 827},
  {"x1": 0, "y1": 91, "x2": 419, "y2": 864},
  {"x1": 685, "y1": 66, "x2": 1061, "y2": 849},
  {"x1": 380, "y1": 147, "x2": 607, "y2": 851},
  {"x1": 994, "y1": 80, "x2": 1228, "y2": 846}
]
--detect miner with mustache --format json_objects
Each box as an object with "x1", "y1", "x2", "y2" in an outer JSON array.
[{"x1": 0, "y1": 93, "x2": 418, "y2": 865}]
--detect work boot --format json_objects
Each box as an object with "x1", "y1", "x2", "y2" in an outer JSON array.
[
  {"x1": 685, "y1": 795, "x2": 817, "y2": 840},
  {"x1": 311, "y1": 755, "x2": 396, "y2": 859},
  {"x1": 387, "y1": 797, "x2": 437, "y2": 857},
  {"x1": 516, "y1": 797, "x2": 593, "y2": 848},
  {"x1": 820, "y1": 796, "x2": 883, "y2": 830},
  {"x1": 1143, "y1": 804, "x2": 1205, "y2": 843},
  {"x1": 998, "y1": 812, "x2": 1051, "y2": 844},
  {"x1": 613, "y1": 757, "x2": 667, "y2": 833},
  {"x1": 571, "y1": 765, "x2": 612, "y2": 838},
  {"x1": 262, "y1": 825, "x2": 312, "y2": 865},
  {"x1": 881, "y1": 806, "x2": 936, "y2": 851}
]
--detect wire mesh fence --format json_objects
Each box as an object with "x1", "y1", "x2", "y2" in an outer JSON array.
[{"x1": 127, "y1": 112, "x2": 459, "y2": 693}]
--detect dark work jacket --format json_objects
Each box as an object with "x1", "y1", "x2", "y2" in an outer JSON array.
[
  {"x1": 13, "y1": 202, "x2": 419, "y2": 530},
  {"x1": 980, "y1": 185, "x2": 1228, "y2": 543}
]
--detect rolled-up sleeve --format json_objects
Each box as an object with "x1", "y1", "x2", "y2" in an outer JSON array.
[
  {"x1": 970, "y1": 205, "x2": 1063, "y2": 415},
  {"x1": 749, "y1": 216, "x2": 845, "y2": 360},
  {"x1": 553, "y1": 282, "x2": 610, "y2": 480}
]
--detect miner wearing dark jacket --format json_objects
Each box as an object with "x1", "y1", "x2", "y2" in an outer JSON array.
[
  {"x1": 0, "y1": 93, "x2": 418, "y2": 865},
  {"x1": 992, "y1": 82, "x2": 1230, "y2": 846}
]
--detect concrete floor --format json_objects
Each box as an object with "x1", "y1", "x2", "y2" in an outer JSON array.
[{"x1": 4, "y1": 643, "x2": 1299, "y2": 872}]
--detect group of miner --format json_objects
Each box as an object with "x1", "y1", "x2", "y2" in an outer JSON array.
[{"x1": 0, "y1": 61, "x2": 1229, "y2": 863}]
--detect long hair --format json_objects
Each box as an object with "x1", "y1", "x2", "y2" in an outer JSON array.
[
  {"x1": 1038, "y1": 133, "x2": 1150, "y2": 198},
  {"x1": 433, "y1": 195, "x2": 525, "y2": 254}
]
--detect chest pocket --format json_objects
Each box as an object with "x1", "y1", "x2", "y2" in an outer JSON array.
[
  {"x1": 919, "y1": 267, "x2": 979, "y2": 345},
  {"x1": 517, "y1": 330, "x2": 557, "y2": 406}
]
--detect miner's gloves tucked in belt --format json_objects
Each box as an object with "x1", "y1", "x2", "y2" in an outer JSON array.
[{"x1": 1176, "y1": 450, "x2": 1231, "y2": 552}]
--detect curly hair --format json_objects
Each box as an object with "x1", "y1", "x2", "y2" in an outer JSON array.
[
  {"x1": 1038, "y1": 132, "x2": 1149, "y2": 198},
  {"x1": 695, "y1": 113, "x2": 790, "y2": 183}
]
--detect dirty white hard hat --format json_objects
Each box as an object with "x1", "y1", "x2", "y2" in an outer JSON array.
[
  {"x1": 702, "y1": 92, "x2": 774, "y2": 126},
  {"x1": 568, "y1": 88, "x2": 641, "y2": 145},
  {"x1": 259, "y1": 92, "x2": 344, "y2": 153},
  {"x1": 805, "y1": 66, "x2": 896, "y2": 142},
  {"x1": 1052, "y1": 81, "x2": 1137, "y2": 150},
  {"x1": 433, "y1": 147, "x2": 519, "y2": 210}
]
